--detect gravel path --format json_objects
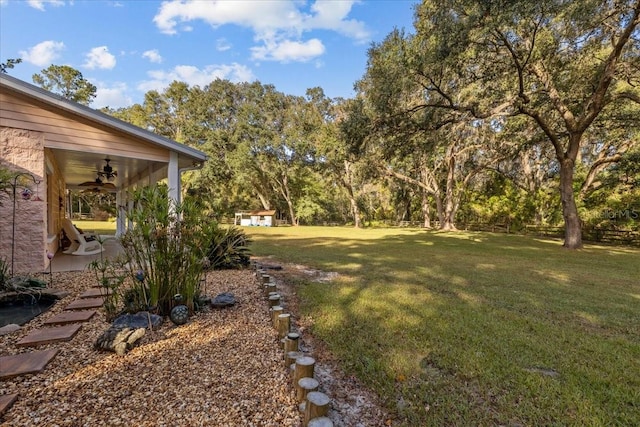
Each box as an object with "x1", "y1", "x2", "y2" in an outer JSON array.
[{"x1": 1, "y1": 267, "x2": 389, "y2": 426}]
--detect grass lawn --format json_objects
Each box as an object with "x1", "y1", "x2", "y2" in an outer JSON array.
[
  {"x1": 74, "y1": 220, "x2": 116, "y2": 236},
  {"x1": 246, "y1": 226, "x2": 640, "y2": 426}
]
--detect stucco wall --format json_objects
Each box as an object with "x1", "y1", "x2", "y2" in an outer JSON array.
[{"x1": 0, "y1": 126, "x2": 47, "y2": 274}]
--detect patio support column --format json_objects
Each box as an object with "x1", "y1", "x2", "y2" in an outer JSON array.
[
  {"x1": 116, "y1": 189, "x2": 126, "y2": 237},
  {"x1": 167, "y1": 151, "x2": 180, "y2": 206}
]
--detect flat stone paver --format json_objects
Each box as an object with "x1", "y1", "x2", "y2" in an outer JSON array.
[
  {"x1": 79, "y1": 288, "x2": 112, "y2": 298},
  {"x1": 64, "y1": 297, "x2": 104, "y2": 310},
  {"x1": 0, "y1": 349, "x2": 60, "y2": 380},
  {"x1": 16, "y1": 324, "x2": 82, "y2": 347},
  {"x1": 44, "y1": 310, "x2": 97, "y2": 325},
  {"x1": 0, "y1": 393, "x2": 19, "y2": 416}
]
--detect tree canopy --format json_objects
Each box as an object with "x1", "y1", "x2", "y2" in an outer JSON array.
[
  {"x1": 48, "y1": 0, "x2": 637, "y2": 245},
  {"x1": 32, "y1": 64, "x2": 97, "y2": 105}
]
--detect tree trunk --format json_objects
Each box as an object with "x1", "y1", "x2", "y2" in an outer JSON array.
[
  {"x1": 285, "y1": 198, "x2": 297, "y2": 226},
  {"x1": 257, "y1": 192, "x2": 271, "y2": 210},
  {"x1": 440, "y1": 155, "x2": 458, "y2": 231},
  {"x1": 559, "y1": 157, "x2": 583, "y2": 249},
  {"x1": 344, "y1": 160, "x2": 362, "y2": 228},
  {"x1": 435, "y1": 193, "x2": 444, "y2": 227},
  {"x1": 421, "y1": 191, "x2": 431, "y2": 229},
  {"x1": 278, "y1": 175, "x2": 298, "y2": 226}
]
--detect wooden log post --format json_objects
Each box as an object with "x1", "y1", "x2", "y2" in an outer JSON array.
[
  {"x1": 304, "y1": 391, "x2": 331, "y2": 426},
  {"x1": 270, "y1": 306, "x2": 283, "y2": 327},
  {"x1": 296, "y1": 377, "x2": 319, "y2": 402},
  {"x1": 293, "y1": 356, "x2": 315, "y2": 389},
  {"x1": 269, "y1": 294, "x2": 281, "y2": 307},
  {"x1": 307, "y1": 417, "x2": 334, "y2": 427},
  {"x1": 261, "y1": 274, "x2": 271, "y2": 284},
  {"x1": 264, "y1": 282, "x2": 276, "y2": 296},
  {"x1": 285, "y1": 350, "x2": 302, "y2": 368},
  {"x1": 284, "y1": 332, "x2": 300, "y2": 354},
  {"x1": 277, "y1": 313, "x2": 290, "y2": 338}
]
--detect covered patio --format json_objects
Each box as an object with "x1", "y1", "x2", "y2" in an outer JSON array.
[{"x1": 0, "y1": 73, "x2": 207, "y2": 275}]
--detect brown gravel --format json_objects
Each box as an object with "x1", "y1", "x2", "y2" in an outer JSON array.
[{"x1": 1, "y1": 265, "x2": 390, "y2": 426}]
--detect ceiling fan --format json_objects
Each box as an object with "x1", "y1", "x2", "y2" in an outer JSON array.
[
  {"x1": 97, "y1": 158, "x2": 117, "y2": 181},
  {"x1": 78, "y1": 158, "x2": 117, "y2": 190}
]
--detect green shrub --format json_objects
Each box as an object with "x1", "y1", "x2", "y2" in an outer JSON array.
[
  {"x1": 87, "y1": 248, "x2": 127, "y2": 322},
  {"x1": 119, "y1": 185, "x2": 215, "y2": 315},
  {"x1": 206, "y1": 226, "x2": 252, "y2": 269}
]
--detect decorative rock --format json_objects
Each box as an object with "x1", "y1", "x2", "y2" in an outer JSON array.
[
  {"x1": 0, "y1": 324, "x2": 20, "y2": 336},
  {"x1": 170, "y1": 305, "x2": 189, "y2": 325},
  {"x1": 210, "y1": 292, "x2": 236, "y2": 308},
  {"x1": 94, "y1": 326, "x2": 146, "y2": 355},
  {"x1": 112, "y1": 312, "x2": 163, "y2": 330}
]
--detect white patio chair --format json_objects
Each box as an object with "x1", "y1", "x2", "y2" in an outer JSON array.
[{"x1": 61, "y1": 218, "x2": 103, "y2": 256}]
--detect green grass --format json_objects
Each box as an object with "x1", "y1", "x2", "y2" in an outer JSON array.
[
  {"x1": 246, "y1": 226, "x2": 640, "y2": 426},
  {"x1": 74, "y1": 220, "x2": 116, "y2": 236}
]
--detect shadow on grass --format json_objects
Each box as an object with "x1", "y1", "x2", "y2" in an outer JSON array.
[{"x1": 249, "y1": 228, "x2": 640, "y2": 425}]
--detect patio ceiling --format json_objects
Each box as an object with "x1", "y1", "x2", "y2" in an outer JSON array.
[{"x1": 51, "y1": 149, "x2": 163, "y2": 191}]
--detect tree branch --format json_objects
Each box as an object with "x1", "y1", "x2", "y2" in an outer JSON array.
[{"x1": 581, "y1": 0, "x2": 640, "y2": 131}]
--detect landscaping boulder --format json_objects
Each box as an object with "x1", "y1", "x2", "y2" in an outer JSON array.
[
  {"x1": 112, "y1": 311, "x2": 163, "y2": 330},
  {"x1": 94, "y1": 326, "x2": 146, "y2": 355},
  {"x1": 0, "y1": 324, "x2": 20, "y2": 336},
  {"x1": 210, "y1": 292, "x2": 236, "y2": 309}
]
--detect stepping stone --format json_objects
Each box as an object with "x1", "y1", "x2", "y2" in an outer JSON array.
[
  {"x1": 16, "y1": 324, "x2": 82, "y2": 347},
  {"x1": 44, "y1": 310, "x2": 97, "y2": 325},
  {"x1": 79, "y1": 288, "x2": 112, "y2": 298},
  {"x1": 0, "y1": 393, "x2": 19, "y2": 416},
  {"x1": 0, "y1": 349, "x2": 60, "y2": 380},
  {"x1": 44, "y1": 289, "x2": 71, "y2": 299},
  {"x1": 64, "y1": 298, "x2": 104, "y2": 310}
]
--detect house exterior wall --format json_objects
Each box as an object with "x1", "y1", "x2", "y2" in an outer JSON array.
[
  {"x1": 44, "y1": 148, "x2": 65, "y2": 256},
  {"x1": 0, "y1": 92, "x2": 169, "y2": 162},
  {"x1": 0, "y1": 126, "x2": 47, "y2": 274}
]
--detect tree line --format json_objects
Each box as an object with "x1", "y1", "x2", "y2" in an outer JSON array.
[{"x1": 5, "y1": 0, "x2": 639, "y2": 249}]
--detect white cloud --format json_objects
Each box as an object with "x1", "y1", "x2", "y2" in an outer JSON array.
[
  {"x1": 84, "y1": 46, "x2": 116, "y2": 70},
  {"x1": 216, "y1": 38, "x2": 231, "y2": 52},
  {"x1": 152, "y1": 0, "x2": 370, "y2": 63},
  {"x1": 138, "y1": 63, "x2": 255, "y2": 92},
  {"x1": 251, "y1": 38, "x2": 325, "y2": 62},
  {"x1": 27, "y1": 0, "x2": 65, "y2": 11},
  {"x1": 142, "y1": 49, "x2": 163, "y2": 64},
  {"x1": 0, "y1": 0, "x2": 9, "y2": 7},
  {"x1": 306, "y1": 1, "x2": 370, "y2": 41},
  {"x1": 19, "y1": 40, "x2": 65, "y2": 67},
  {"x1": 92, "y1": 82, "x2": 134, "y2": 109}
]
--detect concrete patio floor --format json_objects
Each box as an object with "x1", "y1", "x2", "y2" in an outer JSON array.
[{"x1": 49, "y1": 236, "x2": 123, "y2": 272}]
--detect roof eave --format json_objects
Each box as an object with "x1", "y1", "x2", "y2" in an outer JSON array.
[{"x1": 0, "y1": 73, "x2": 207, "y2": 163}]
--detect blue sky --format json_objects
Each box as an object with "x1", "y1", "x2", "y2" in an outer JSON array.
[{"x1": 0, "y1": 0, "x2": 418, "y2": 109}]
